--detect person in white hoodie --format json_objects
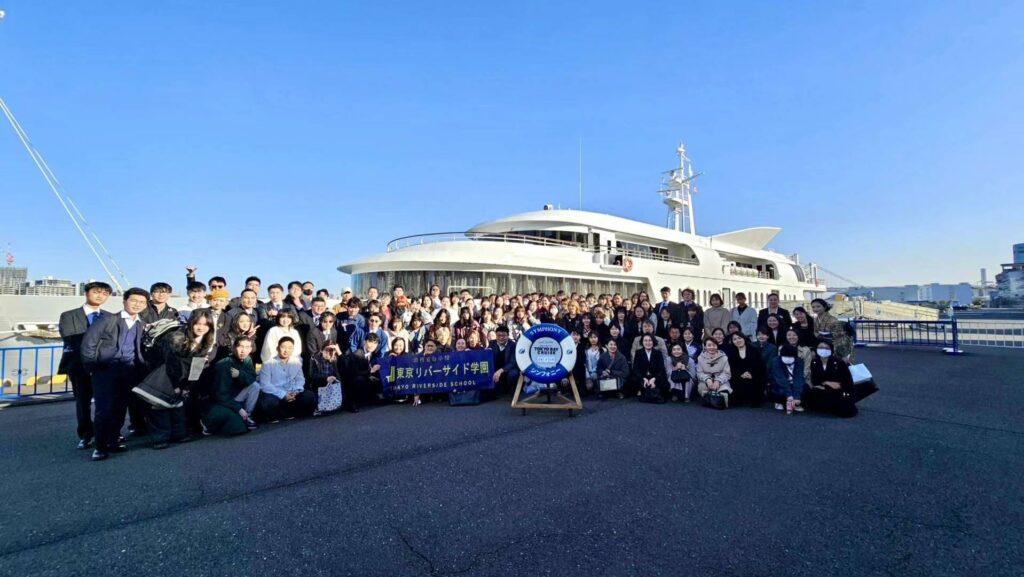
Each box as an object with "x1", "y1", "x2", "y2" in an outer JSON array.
[{"x1": 255, "y1": 337, "x2": 316, "y2": 422}]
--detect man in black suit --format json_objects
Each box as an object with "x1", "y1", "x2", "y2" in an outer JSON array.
[
  {"x1": 226, "y1": 288, "x2": 266, "y2": 327},
  {"x1": 228, "y1": 276, "x2": 262, "y2": 310},
  {"x1": 488, "y1": 325, "x2": 520, "y2": 397},
  {"x1": 656, "y1": 286, "x2": 682, "y2": 324},
  {"x1": 58, "y1": 281, "x2": 113, "y2": 450},
  {"x1": 680, "y1": 288, "x2": 704, "y2": 322},
  {"x1": 757, "y1": 293, "x2": 793, "y2": 332},
  {"x1": 80, "y1": 287, "x2": 151, "y2": 461}
]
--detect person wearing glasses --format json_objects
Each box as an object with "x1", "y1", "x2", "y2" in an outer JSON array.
[
  {"x1": 141, "y1": 282, "x2": 179, "y2": 324},
  {"x1": 304, "y1": 311, "x2": 339, "y2": 377},
  {"x1": 185, "y1": 265, "x2": 227, "y2": 296},
  {"x1": 80, "y1": 287, "x2": 151, "y2": 461}
]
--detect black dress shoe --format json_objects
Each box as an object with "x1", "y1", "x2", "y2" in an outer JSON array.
[
  {"x1": 77, "y1": 438, "x2": 93, "y2": 450},
  {"x1": 151, "y1": 442, "x2": 170, "y2": 450},
  {"x1": 91, "y1": 450, "x2": 108, "y2": 461},
  {"x1": 117, "y1": 435, "x2": 127, "y2": 444},
  {"x1": 347, "y1": 406, "x2": 360, "y2": 413},
  {"x1": 108, "y1": 443, "x2": 129, "y2": 453}
]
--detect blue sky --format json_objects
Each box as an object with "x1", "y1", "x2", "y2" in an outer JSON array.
[{"x1": 1, "y1": 1, "x2": 1021, "y2": 292}]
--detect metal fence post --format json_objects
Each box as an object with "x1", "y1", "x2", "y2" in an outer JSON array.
[{"x1": 944, "y1": 319, "x2": 964, "y2": 355}]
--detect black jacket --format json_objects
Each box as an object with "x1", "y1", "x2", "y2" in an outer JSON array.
[
  {"x1": 487, "y1": 340, "x2": 517, "y2": 373},
  {"x1": 58, "y1": 307, "x2": 109, "y2": 374},
  {"x1": 305, "y1": 327, "x2": 340, "y2": 359},
  {"x1": 758, "y1": 307, "x2": 793, "y2": 332},
  {"x1": 140, "y1": 303, "x2": 179, "y2": 325},
  {"x1": 728, "y1": 346, "x2": 767, "y2": 386},
  {"x1": 631, "y1": 348, "x2": 667, "y2": 380}
]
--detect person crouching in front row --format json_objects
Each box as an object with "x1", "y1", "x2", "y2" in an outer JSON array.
[
  {"x1": 342, "y1": 332, "x2": 384, "y2": 413},
  {"x1": 696, "y1": 336, "x2": 732, "y2": 409},
  {"x1": 630, "y1": 334, "x2": 670, "y2": 403},
  {"x1": 204, "y1": 336, "x2": 260, "y2": 435},
  {"x1": 255, "y1": 337, "x2": 316, "y2": 422}
]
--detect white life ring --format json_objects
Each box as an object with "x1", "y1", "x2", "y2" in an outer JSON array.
[
  {"x1": 514, "y1": 324, "x2": 576, "y2": 384},
  {"x1": 622, "y1": 256, "x2": 634, "y2": 273}
]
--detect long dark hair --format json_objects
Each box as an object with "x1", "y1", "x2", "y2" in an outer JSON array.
[
  {"x1": 180, "y1": 308, "x2": 216, "y2": 355},
  {"x1": 229, "y1": 312, "x2": 254, "y2": 339}
]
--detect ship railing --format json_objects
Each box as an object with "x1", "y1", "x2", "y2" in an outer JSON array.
[
  {"x1": 1, "y1": 345, "x2": 68, "y2": 400},
  {"x1": 386, "y1": 232, "x2": 581, "y2": 252},
  {"x1": 724, "y1": 266, "x2": 775, "y2": 280},
  {"x1": 386, "y1": 232, "x2": 700, "y2": 265},
  {"x1": 852, "y1": 320, "x2": 962, "y2": 354}
]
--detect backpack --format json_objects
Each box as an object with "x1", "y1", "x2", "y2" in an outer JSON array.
[{"x1": 141, "y1": 319, "x2": 183, "y2": 366}]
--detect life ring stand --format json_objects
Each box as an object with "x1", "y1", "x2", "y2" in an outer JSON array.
[{"x1": 622, "y1": 256, "x2": 634, "y2": 272}]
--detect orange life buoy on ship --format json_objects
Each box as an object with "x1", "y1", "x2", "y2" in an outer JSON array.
[{"x1": 622, "y1": 256, "x2": 634, "y2": 272}]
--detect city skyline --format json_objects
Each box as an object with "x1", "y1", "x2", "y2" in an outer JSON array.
[{"x1": 1, "y1": 1, "x2": 1022, "y2": 292}]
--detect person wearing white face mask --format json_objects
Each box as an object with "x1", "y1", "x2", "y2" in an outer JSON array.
[
  {"x1": 769, "y1": 344, "x2": 806, "y2": 414},
  {"x1": 805, "y1": 340, "x2": 858, "y2": 418}
]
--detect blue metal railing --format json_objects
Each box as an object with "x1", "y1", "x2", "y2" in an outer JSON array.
[
  {"x1": 0, "y1": 345, "x2": 67, "y2": 400},
  {"x1": 852, "y1": 320, "x2": 962, "y2": 354}
]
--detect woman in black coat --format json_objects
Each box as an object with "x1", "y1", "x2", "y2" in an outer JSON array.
[
  {"x1": 630, "y1": 334, "x2": 669, "y2": 402},
  {"x1": 727, "y1": 333, "x2": 766, "y2": 407},
  {"x1": 805, "y1": 340, "x2": 857, "y2": 417}
]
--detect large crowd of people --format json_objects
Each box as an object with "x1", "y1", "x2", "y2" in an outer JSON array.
[{"x1": 59, "y1": 266, "x2": 870, "y2": 462}]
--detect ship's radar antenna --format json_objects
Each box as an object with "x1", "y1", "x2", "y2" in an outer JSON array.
[{"x1": 659, "y1": 143, "x2": 702, "y2": 234}]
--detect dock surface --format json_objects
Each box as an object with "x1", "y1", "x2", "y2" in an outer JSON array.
[{"x1": 0, "y1": 346, "x2": 1021, "y2": 577}]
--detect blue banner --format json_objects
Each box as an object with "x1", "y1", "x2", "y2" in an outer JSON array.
[{"x1": 380, "y1": 349, "x2": 496, "y2": 395}]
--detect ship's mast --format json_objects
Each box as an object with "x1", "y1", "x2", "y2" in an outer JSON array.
[{"x1": 659, "y1": 143, "x2": 701, "y2": 234}]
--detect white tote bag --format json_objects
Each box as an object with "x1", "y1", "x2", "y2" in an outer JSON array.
[
  {"x1": 849, "y1": 363, "x2": 872, "y2": 385},
  {"x1": 317, "y1": 381, "x2": 343, "y2": 413}
]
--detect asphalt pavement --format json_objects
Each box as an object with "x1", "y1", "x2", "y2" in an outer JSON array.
[{"x1": 0, "y1": 345, "x2": 1021, "y2": 577}]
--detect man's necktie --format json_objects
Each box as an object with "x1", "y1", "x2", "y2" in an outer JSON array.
[{"x1": 87, "y1": 312, "x2": 98, "y2": 326}]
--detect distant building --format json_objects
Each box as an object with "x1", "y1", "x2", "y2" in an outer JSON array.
[
  {"x1": 0, "y1": 267, "x2": 29, "y2": 295},
  {"x1": 844, "y1": 283, "x2": 974, "y2": 305},
  {"x1": 995, "y1": 243, "x2": 1024, "y2": 303},
  {"x1": 22, "y1": 276, "x2": 78, "y2": 296}
]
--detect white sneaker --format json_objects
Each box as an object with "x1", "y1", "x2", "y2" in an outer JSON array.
[{"x1": 774, "y1": 403, "x2": 784, "y2": 411}]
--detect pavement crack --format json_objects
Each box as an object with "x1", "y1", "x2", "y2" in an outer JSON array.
[
  {"x1": 390, "y1": 523, "x2": 438, "y2": 576},
  {"x1": 858, "y1": 407, "x2": 1024, "y2": 436}
]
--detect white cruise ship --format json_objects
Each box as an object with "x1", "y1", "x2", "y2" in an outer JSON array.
[{"x1": 340, "y1": 145, "x2": 826, "y2": 308}]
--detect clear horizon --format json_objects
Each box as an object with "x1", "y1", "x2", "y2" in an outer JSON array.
[{"x1": 1, "y1": 1, "x2": 1021, "y2": 293}]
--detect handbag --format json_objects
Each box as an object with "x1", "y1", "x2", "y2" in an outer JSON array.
[
  {"x1": 133, "y1": 365, "x2": 183, "y2": 409},
  {"x1": 670, "y1": 369, "x2": 691, "y2": 384},
  {"x1": 703, "y1": 390, "x2": 728, "y2": 410},
  {"x1": 449, "y1": 390, "x2": 481, "y2": 406},
  {"x1": 640, "y1": 385, "x2": 666, "y2": 404},
  {"x1": 317, "y1": 381, "x2": 343, "y2": 413},
  {"x1": 599, "y1": 378, "x2": 620, "y2": 392},
  {"x1": 849, "y1": 363, "x2": 872, "y2": 385}
]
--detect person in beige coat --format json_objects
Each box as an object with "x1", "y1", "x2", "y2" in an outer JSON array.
[
  {"x1": 696, "y1": 337, "x2": 732, "y2": 401},
  {"x1": 703, "y1": 294, "x2": 732, "y2": 339}
]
